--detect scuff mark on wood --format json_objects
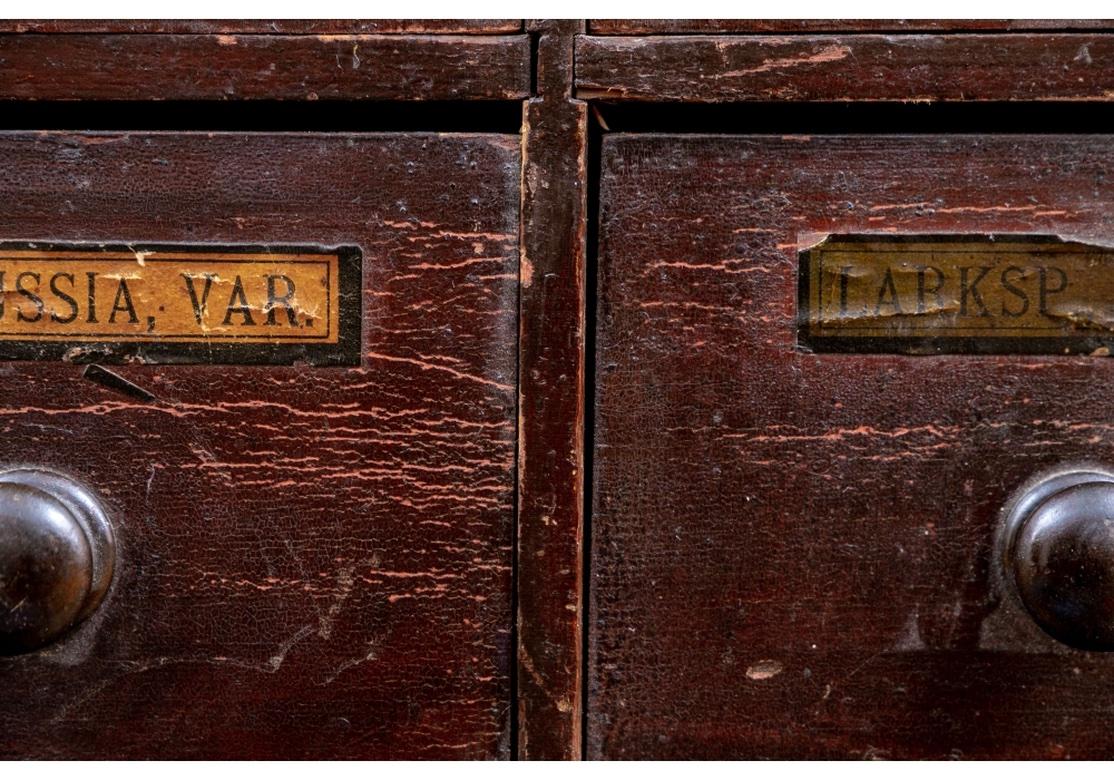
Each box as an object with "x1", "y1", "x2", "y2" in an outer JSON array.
[
  {"x1": 81, "y1": 364, "x2": 157, "y2": 402},
  {"x1": 746, "y1": 660, "x2": 784, "y2": 680}
]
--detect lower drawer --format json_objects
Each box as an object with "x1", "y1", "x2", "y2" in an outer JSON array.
[
  {"x1": 591, "y1": 133, "x2": 1114, "y2": 759},
  {"x1": 0, "y1": 131, "x2": 519, "y2": 758}
]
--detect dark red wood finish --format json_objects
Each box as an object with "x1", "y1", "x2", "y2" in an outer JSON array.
[
  {"x1": 575, "y1": 34, "x2": 1114, "y2": 102},
  {"x1": 0, "y1": 20, "x2": 521, "y2": 34},
  {"x1": 589, "y1": 19, "x2": 1114, "y2": 34},
  {"x1": 516, "y1": 18, "x2": 588, "y2": 760},
  {"x1": 590, "y1": 134, "x2": 1114, "y2": 758},
  {"x1": 0, "y1": 34, "x2": 530, "y2": 101},
  {"x1": 10, "y1": 17, "x2": 1114, "y2": 762},
  {"x1": 0, "y1": 131, "x2": 519, "y2": 758}
]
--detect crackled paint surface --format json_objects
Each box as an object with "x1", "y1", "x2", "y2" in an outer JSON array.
[
  {"x1": 575, "y1": 34, "x2": 1114, "y2": 102},
  {"x1": 590, "y1": 134, "x2": 1114, "y2": 759},
  {"x1": 0, "y1": 131, "x2": 519, "y2": 759}
]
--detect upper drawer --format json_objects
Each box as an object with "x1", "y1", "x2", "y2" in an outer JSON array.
[
  {"x1": 576, "y1": 33, "x2": 1114, "y2": 102},
  {"x1": 0, "y1": 33, "x2": 531, "y2": 101},
  {"x1": 588, "y1": 20, "x2": 1114, "y2": 33},
  {"x1": 0, "y1": 131, "x2": 519, "y2": 758},
  {"x1": 590, "y1": 133, "x2": 1114, "y2": 759}
]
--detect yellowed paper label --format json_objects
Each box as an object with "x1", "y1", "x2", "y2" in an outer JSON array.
[
  {"x1": 799, "y1": 235, "x2": 1114, "y2": 354},
  {"x1": 0, "y1": 243, "x2": 360, "y2": 364}
]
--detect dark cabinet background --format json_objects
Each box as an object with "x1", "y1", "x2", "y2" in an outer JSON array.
[{"x1": 2, "y1": 19, "x2": 1114, "y2": 760}]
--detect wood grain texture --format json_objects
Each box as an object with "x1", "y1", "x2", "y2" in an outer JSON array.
[
  {"x1": 0, "y1": 34, "x2": 530, "y2": 101},
  {"x1": 589, "y1": 19, "x2": 1114, "y2": 34},
  {"x1": 0, "y1": 20, "x2": 522, "y2": 34},
  {"x1": 516, "y1": 18, "x2": 587, "y2": 760},
  {"x1": 575, "y1": 34, "x2": 1114, "y2": 102},
  {"x1": 0, "y1": 131, "x2": 519, "y2": 758},
  {"x1": 591, "y1": 134, "x2": 1114, "y2": 759}
]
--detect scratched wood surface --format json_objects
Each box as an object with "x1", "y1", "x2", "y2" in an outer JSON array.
[
  {"x1": 591, "y1": 134, "x2": 1114, "y2": 759},
  {"x1": 516, "y1": 18, "x2": 587, "y2": 760},
  {"x1": 0, "y1": 20, "x2": 522, "y2": 34},
  {"x1": 588, "y1": 20, "x2": 1114, "y2": 34},
  {"x1": 575, "y1": 34, "x2": 1114, "y2": 102},
  {"x1": 0, "y1": 131, "x2": 519, "y2": 759},
  {"x1": 0, "y1": 34, "x2": 531, "y2": 101}
]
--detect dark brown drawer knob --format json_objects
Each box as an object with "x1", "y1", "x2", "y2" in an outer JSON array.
[
  {"x1": 0, "y1": 469, "x2": 114, "y2": 655},
  {"x1": 1003, "y1": 469, "x2": 1114, "y2": 651}
]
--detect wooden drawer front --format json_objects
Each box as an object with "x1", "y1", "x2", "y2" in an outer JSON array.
[
  {"x1": 591, "y1": 134, "x2": 1114, "y2": 759},
  {"x1": 0, "y1": 34, "x2": 531, "y2": 101},
  {"x1": 0, "y1": 132, "x2": 518, "y2": 758},
  {"x1": 587, "y1": 20, "x2": 1114, "y2": 33},
  {"x1": 575, "y1": 34, "x2": 1114, "y2": 102}
]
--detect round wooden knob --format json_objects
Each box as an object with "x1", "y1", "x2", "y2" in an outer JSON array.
[
  {"x1": 1003, "y1": 469, "x2": 1114, "y2": 651},
  {"x1": 0, "y1": 469, "x2": 114, "y2": 655}
]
